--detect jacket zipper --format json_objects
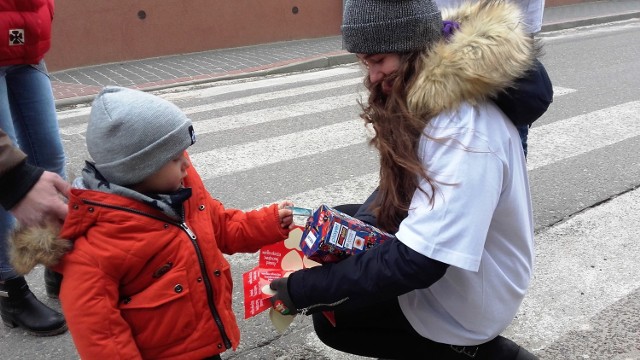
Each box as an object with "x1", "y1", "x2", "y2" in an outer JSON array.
[
  {"x1": 299, "y1": 297, "x2": 349, "y2": 316},
  {"x1": 178, "y1": 221, "x2": 232, "y2": 349},
  {"x1": 81, "y1": 199, "x2": 233, "y2": 349}
]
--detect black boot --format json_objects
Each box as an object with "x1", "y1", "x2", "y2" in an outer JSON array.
[
  {"x1": 0, "y1": 276, "x2": 67, "y2": 336},
  {"x1": 44, "y1": 268, "x2": 63, "y2": 299},
  {"x1": 480, "y1": 336, "x2": 539, "y2": 359}
]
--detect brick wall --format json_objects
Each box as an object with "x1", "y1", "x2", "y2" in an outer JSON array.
[
  {"x1": 47, "y1": 0, "x2": 343, "y2": 71},
  {"x1": 45, "y1": 0, "x2": 601, "y2": 72}
]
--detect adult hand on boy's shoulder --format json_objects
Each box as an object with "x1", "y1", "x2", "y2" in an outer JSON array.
[
  {"x1": 277, "y1": 201, "x2": 294, "y2": 229},
  {"x1": 11, "y1": 171, "x2": 70, "y2": 227}
]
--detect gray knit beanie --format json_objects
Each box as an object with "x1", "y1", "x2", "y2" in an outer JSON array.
[
  {"x1": 86, "y1": 86, "x2": 196, "y2": 186},
  {"x1": 342, "y1": 0, "x2": 443, "y2": 54}
]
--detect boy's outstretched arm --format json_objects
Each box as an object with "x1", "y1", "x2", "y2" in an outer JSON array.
[{"x1": 212, "y1": 200, "x2": 290, "y2": 254}]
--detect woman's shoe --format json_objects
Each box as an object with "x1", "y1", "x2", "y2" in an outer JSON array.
[
  {"x1": 0, "y1": 276, "x2": 67, "y2": 336},
  {"x1": 483, "y1": 336, "x2": 539, "y2": 360}
]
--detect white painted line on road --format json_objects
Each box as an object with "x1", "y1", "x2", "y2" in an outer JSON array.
[
  {"x1": 60, "y1": 94, "x2": 358, "y2": 135},
  {"x1": 189, "y1": 93, "x2": 362, "y2": 134},
  {"x1": 249, "y1": 100, "x2": 639, "y2": 212},
  {"x1": 503, "y1": 185, "x2": 640, "y2": 349},
  {"x1": 277, "y1": 173, "x2": 380, "y2": 212},
  {"x1": 57, "y1": 107, "x2": 91, "y2": 120},
  {"x1": 190, "y1": 119, "x2": 371, "y2": 179},
  {"x1": 542, "y1": 19, "x2": 640, "y2": 42},
  {"x1": 248, "y1": 172, "x2": 381, "y2": 216},
  {"x1": 59, "y1": 93, "x2": 363, "y2": 136},
  {"x1": 162, "y1": 66, "x2": 363, "y2": 100},
  {"x1": 552, "y1": 86, "x2": 576, "y2": 97},
  {"x1": 528, "y1": 100, "x2": 640, "y2": 170},
  {"x1": 57, "y1": 67, "x2": 362, "y2": 121},
  {"x1": 180, "y1": 78, "x2": 363, "y2": 115},
  {"x1": 58, "y1": 84, "x2": 574, "y2": 136}
]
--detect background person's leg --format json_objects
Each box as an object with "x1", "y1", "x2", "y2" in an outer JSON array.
[
  {"x1": 5, "y1": 63, "x2": 66, "y2": 179},
  {"x1": 0, "y1": 66, "x2": 67, "y2": 336},
  {"x1": 5, "y1": 63, "x2": 66, "y2": 299},
  {"x1": 516, "y1": 124, "x2": 529, "y2": 158},
  {"x1": 0, "y1": 73, "x2": 20, "y2": 281}
]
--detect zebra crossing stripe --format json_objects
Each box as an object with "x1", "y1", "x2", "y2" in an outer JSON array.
[
  {"x1": 161, "y1": 66, "x2": 363, "y2": 101},
  {"x1": 251, "y1": 100, "x2": 640, "y2": 211},
  {"x1": 58, "y1": 68, "x2": 362, "y2": 135},
  {"x1": 191, "y1": 119, "x2": 369, "y2": 179},
  {"x1": 528, "y1": 101, "x2": 640, "y2": 170},
  {"x1": 503, "y1": 185, "x2": 640, "y2": 349},
  {"x1": 60, "y1": 93, "x2": 364, "y2": 136},
  {"x1": 551, "y1": 86, "x2": 576, "y2": 97},
  {"x1": 180, "y1": 78, "x2": 363, "y2": 116}
]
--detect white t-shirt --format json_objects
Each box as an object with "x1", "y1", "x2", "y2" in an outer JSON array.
[
  {"x1": 395, "y1": 101, "x2": 534, "y2": 345},
  {"x1": 435, "y1": 0, "x2": 545, "y2": 33}
]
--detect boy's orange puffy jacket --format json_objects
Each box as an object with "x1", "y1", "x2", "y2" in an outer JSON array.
[{"x1": 56, "y1": 164, "x2": 288, "y2": 359}]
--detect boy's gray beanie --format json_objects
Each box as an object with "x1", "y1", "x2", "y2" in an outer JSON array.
[
  {"x1": 86, "y1": 86, "x2": 195, "y2": 186},
  {"x1": 341, "y1": 0, "x2": 443, "y2": 54}
]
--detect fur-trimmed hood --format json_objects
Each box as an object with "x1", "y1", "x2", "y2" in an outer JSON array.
[
  {"x1": 8, "y1": 162, "x2": 191, "y2": 275},
  {"x1": 9, "y1": 223, "x2": 70, "y2": 275},
  {"x1": 408, "y1": 0, "x2": 537, "y2": 116}
]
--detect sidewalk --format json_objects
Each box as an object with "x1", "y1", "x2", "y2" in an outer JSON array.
[{"x1": 50, "y1": 0, "x2": 640, "y2": 107}]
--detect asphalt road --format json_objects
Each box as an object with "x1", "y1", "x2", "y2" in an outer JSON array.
[{"x1": 2, "y1": 18, "x2": 640, "y2": 360}]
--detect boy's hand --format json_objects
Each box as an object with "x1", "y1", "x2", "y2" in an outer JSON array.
[{"x1": 277, "y1": 201, "x2": 294, "y2": 229}]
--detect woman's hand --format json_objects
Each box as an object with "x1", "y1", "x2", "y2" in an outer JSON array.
[{"x1": 269, "y1": 277, "x2": 298, "y2": 315}]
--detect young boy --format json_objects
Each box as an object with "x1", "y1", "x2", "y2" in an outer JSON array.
[{"x1": 12, "y1": 86, "x2": 293, "y2": 359}]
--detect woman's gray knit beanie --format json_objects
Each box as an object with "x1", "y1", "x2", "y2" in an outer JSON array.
[{"x1": 341, "y1": 0, "x2": 443, "y2": 54}]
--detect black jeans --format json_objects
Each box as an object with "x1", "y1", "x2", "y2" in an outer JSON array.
[
  {"x1": 312, "y1": 297, "x2": 521, "y2": 359},
  {"x1": 202, "y1": 355, "x2": 222, "y2": 360},
  {"x1": 328, "y1": 206, "x2": 526, "y2": 359}
]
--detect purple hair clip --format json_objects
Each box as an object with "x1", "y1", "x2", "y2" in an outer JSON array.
[{"x1": 442, "y1": 20, "x2": 460, "y2": 40}]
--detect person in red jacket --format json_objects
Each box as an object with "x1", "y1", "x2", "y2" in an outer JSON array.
[
  {"x1": 11, "y1": 86, "x2": 295, "y2": 359},
  {"x1": 0, "y1": 0, "x2": 67, "y2": 336}
]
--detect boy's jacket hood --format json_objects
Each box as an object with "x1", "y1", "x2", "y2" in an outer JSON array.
[
  {"x1": 9, "y1": 222, "x2": 70, "y2": 275},
  {"x1": 8, "y1": 189, "x2": 159, "y2": 275},
  {"x1": 9, "y1": 164, "x2": 185, "y2": 276},
  {"x1": 408, "y1": 0, "x2": 538, "y2": 116}
]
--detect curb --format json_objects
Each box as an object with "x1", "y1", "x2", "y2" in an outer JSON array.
[
  {"x1": 540, "y1": 11, "x2": 640, "y2": 32},
  {"x1": 54, "y1": 53, "x2": 358, "y2": 109}
]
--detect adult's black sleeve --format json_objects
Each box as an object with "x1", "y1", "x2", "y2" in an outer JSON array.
[
  {"x1": 0, "y1": 160, "x2": 44, "y2": 210},
  {"x1": 287, "y1": 238, "x2": 449, "y2": 314}
]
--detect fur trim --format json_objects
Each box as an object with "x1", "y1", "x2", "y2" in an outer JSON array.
[
  {"x1": 9, "y1": 223, "x2": 72, "y2": 275},
  {"x1": 408, "y1": 0, "x2": 538, "y2": 115}
]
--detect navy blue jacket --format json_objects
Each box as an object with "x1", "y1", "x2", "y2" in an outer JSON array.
[{"x1": 287, "y1": 237, "x2": 449, "y2": 314}]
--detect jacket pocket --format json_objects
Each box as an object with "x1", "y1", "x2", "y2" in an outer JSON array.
[{"x1": 119, "y1": 267, "x2": 196, "y2": 348}]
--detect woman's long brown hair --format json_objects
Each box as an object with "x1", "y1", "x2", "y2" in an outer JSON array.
[{"x1": 360, "y1": 52, "x2": 438, "y2": 233}]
